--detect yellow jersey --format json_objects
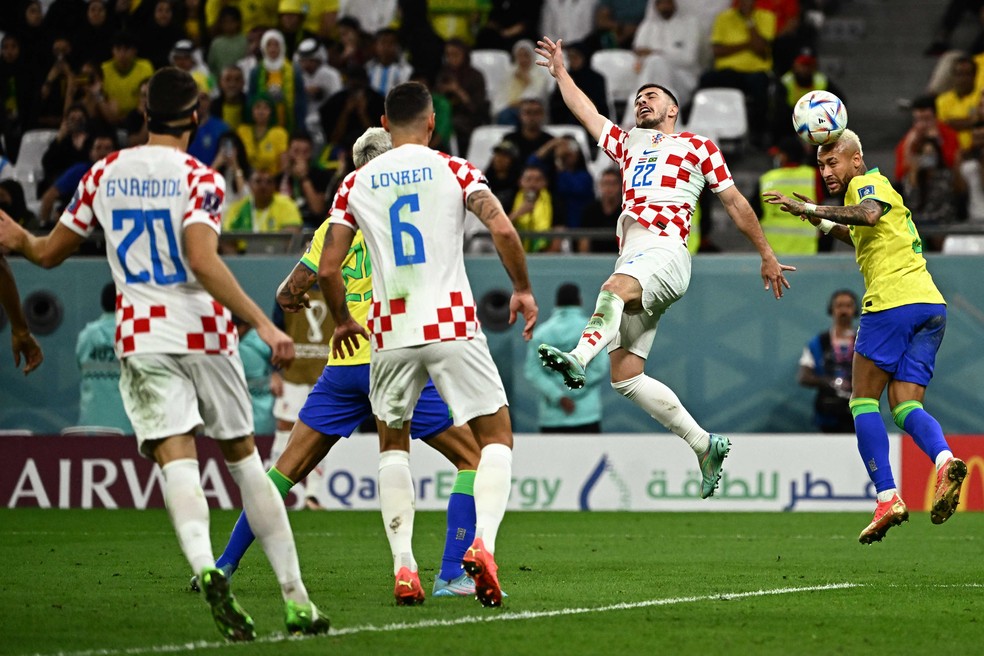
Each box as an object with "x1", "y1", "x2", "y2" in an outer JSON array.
[
  {"x1": 846, "y1": 168, "x2": 945, "y2": 313},
  {"x1": 300, "y1": 220, "x2": 372, "y2": 366}
]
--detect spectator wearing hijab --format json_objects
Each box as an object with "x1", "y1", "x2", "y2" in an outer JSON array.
[{"x1": 249, "y1": 29, "x2": 306, "y2": 134}]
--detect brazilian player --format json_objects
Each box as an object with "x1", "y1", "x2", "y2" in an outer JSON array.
[
  {"x1": 763, "y1": 128, "x2": 966, "y2": 544},
  {"x1": 199, "y1": 128, "x2": 482, "y2": 604}
]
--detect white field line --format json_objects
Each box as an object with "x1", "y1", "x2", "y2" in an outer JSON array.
[{"x1": 22, "y1": 582, "x2": 858, "y2": 656}]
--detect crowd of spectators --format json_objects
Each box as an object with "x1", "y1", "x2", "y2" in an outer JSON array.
[{"x1": 0, "y1": 0, "x2": 874, "y2": 256}]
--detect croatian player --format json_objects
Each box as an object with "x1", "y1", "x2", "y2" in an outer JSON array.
[
  {"x1": 205, "y1": 128, "x2": 485, "y2": 604},
  {"x1": 0, "y1": 68, "x2": 329, "y2": 641},
  {"x1": 764, "y1": 129, "x2": 966, "y2": 544},
  {"x1": 533, "y1": 37, "x2": 794, "y2": 498},
  {"x1": 320, "y1": 82, "x2": 538, "y2": 608}
]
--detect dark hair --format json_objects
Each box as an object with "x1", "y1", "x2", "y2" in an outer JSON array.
[
  {"x1": 911, "y1": 95, "x2": 937, "y2": 112},
  {"x1": 635, "y1": 83, "x2": 678, "y2": 107},
  {"x1": 555, "y1": 283, "x2": 581, "y2": 307},
  {"x1": 112, "y1": 30, "x2": 138, "y2": 49},
  {"x1": 218, "y1": 5, "x2": 242, "y2": 23},
  {"x1": 777, "y1": 135, "x2": 805, "y2": 164},
  {"x1": 827, "y1": 289, "x2": 859, "y2": 317},
  {"x1": 147, "y1": 68, "x2": 199, "y2": 136},
  {"x1": 600, "y1": 167, "x2": 621, "y2": 180},
  {"x1": 337, "y1": 16, "x2": 362, "y2": 32},
  {"x1": 375, "y1": 27, "x2": 399, "y2": 40},
  {"x1": 289, "y1": 131, "x2": 313, "y2": 144},
  {"x1": 385, "y1": 81, "x2": 432, "y2": 126},
  {"x1": 100, "y1": 282, "x2": 116, "y2": 313}
]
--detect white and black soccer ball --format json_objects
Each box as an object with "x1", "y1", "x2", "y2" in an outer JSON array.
[{"x1": 792, "y1": 90, "x2": 848, "y2": 146}]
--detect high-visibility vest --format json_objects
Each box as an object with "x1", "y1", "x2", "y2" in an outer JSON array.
[
  {"x1": 781, "y1": 71, "x2": 829, "y2": 108},
  {"x1": 759, "y1": 165, "x2": 819, "y2": 255}
]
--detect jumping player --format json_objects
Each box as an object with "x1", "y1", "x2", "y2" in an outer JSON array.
[{"x1": 764, "y1": 128, "x2": 966, "y2": 543}]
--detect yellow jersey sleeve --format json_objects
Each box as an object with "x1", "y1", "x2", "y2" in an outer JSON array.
[
  {"x1": 846, "y1": 169, "x2": 945, "y2": 313},
  {"x1": 300, "y1": 221, "x2": 373, "y2": 366}
]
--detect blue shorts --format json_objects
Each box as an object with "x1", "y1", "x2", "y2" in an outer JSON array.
[
  {"x1": 855, "y1": 303, "x2": 946, "y2": 386},
  {"x1": 297, "y1": 364, "x2": 453, "y2": 439}
]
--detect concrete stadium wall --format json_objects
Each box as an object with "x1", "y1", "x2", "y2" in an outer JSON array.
[{"x1": 2, "y1": 254, "x2": 983, "y2": 434}]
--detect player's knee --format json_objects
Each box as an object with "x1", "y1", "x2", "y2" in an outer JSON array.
[{"x1": 612, "y1": 373, "x2": 644, "y2": 399}]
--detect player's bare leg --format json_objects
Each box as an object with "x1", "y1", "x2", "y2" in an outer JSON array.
[{"x1": 538, "y1": 274, "x2": 636, "y2": 389}]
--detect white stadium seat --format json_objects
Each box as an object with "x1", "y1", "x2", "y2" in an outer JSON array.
[
  {"x1": 470, "y1": 49, "x2": 512, "y2": 116},
  {"x1": 12, "y1": 129, "x2": 58, "y2": 212},
  {"x1": 589, "y1": 49, "x2": 637, "y2": 118},
  {"x1": 684, "y1": 87, "x2": 748, "y2": 151},
  {"x1": 465, "y1": 124, "x2": 513, "y2": 170}
]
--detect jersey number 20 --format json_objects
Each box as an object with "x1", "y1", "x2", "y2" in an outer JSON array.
[{"x1": 112, "y1": 208, "x2": 188, "y2": 285}]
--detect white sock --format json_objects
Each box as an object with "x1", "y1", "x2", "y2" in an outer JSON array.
[
  {"x1": 378, "y1": 450, "x2": 417, "y2": 575},
  {"x1": 161, "y1": 458, "x2": 213, "y2": 575},
  {"x1": 227, "y1": 449, "x2": 308, "y2": 604},
  {"x1": 569, "y1": 291, "x2": 625, "y2": 368},
  {"x1": 473, "y1": 443, "x2": 513, "y2": 554},
  {"x1": 936, "y1": 450, "x2": 954, "y2": 470},
  {"x1": 612, "y1": 374, "x2": 710, "y2": 454},
  {"x1": 876, "y1": 488, "x2": 898, "y2": 502}
]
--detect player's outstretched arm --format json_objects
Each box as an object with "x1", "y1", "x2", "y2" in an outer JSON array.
[
  {"x1": 761, "y1": 190, "x2": 853, "y2": 244},
  {"x1": 275, "y1": 261, "x2": 315, "y2": 312},
  {"x1": 467, "y1": 189, "x2": 538, "y2": 339},
  {"x1": 717, "y1": 186, "x2": 795, "y2": 300},
  {"x1": 184, "y1": 223, "x2": 295, "y2": 368},
  {"x1": 0, "y1": 209, "x2": 83, "y2": 269},
  {"x1": 0, "y1": 255, "x2": 43, "y2": 375},
  {"x1": 535, "y1": 36, "x2": 607, "y2": 143},
  {"x1": 316, "y1": 223, "x2": 367, "y2": 359}
]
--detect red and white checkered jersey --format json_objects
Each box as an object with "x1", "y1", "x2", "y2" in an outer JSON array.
[
  {"x1": 59, "y1": 145, "x2": 236, "y2": 358},
  {"x1": 597, "y1": 119, "x2": 735, "y2": 250},
  {"x1": 329, "y1": 144, "x2": 488, "y2": 351}
]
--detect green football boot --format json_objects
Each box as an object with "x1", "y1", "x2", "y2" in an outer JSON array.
[
  {"x1": 698, "y1": 434, "x2": 731, "y2": 499},
  {"x1": 284, "y1": 600, "x2": 331, "y2": 636},
  {"x1": 537, "y1": 344, "x2": 586, "y2": 390},
  {"x1": 199, "y1": 567, "x2": 255, "y2": 642}
]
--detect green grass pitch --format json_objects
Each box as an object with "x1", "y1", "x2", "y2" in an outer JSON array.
[{"x1": 3, "y1": 509, "x2": 983, "y2": 655}]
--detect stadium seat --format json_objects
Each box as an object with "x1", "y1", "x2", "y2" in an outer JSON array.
[
  {"x1": 465, "y1": 124, "x2": 512, "y2": 170},
  {"x1": 589, "y1": 50, "x2": 637, "y2": 118},
  {"x1": 941, "y1": 235, "x2": 984, "y2": 254},
  {"x1": 470, "y1": 49, "x2": 512, "y2": 116},
  {"x1": 544, "y1": 124, "x2": 595, "y2": 162},
  {"x1": 684, "y1": 88, "x2": 748, "y2": 152},
  {"x1": 60, "y1": 426, "x2": 126, "y2": 437},
  {"x1": 0, "y1": 429, "x2": 34, "y2": 437},
  {"x1": 12, "y1": 129, "x2": 57, "y2": 182}
]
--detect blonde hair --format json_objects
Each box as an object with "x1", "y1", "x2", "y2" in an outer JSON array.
[
  {"x1": 353, "y1": 127, "x2": 392, "y2": 167},
  {"x1": 830, "y1": 128, "x2": 863, "y2": 156}
]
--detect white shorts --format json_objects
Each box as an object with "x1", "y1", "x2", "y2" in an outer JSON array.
[
  {"x1": 609, "y1": 236, "x2": 691, "y2": 359},
  {"x1": 119, "y1": 353, "x2": 253, "y2": 458},
  {"x1": 273, "y1": 379, "x2": 315, "y2": 422},
  {"x1": 370, "y1": 332, "x2": 508, "y2": 428}
]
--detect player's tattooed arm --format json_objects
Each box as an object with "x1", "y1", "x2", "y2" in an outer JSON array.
[
  {"x1": 466, "y1": 188, "x2": 505, "y2": 228},
  {"x1": 276, "y1": 262, "x2": 316, "y2": 312},
  {"x1": 811, "y1": 198, "x2": 883, "y2": 227}
]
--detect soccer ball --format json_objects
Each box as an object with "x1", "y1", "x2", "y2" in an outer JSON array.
[{"x1": 791, "y1": 90, "x2": 848, "y2": 146}]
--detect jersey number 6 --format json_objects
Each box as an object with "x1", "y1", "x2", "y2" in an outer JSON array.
[{"x1": 389, "y1": 194, "x2": 426, "y2": 266}]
